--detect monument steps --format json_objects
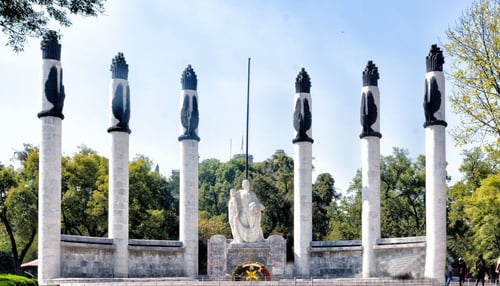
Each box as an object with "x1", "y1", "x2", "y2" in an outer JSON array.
[{"x1": 47, "y1": 278, "x2": 446, "y2": 286}]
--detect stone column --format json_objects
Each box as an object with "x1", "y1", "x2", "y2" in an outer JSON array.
[
  {"x1": 423, "y1": 44, "x2": 447, "y2": 281},
  {"x1": 38, "y1": 31, "x2": 65, "y2": 286},
  {"x1": 359, "y1": 61, "x2": 382, "y2": 278},
  {"x1": 293, "y1": 68, "x2": 313, "y2": 277},
  {"x1": 178, "y1": 65, "x2": 200, "y2": 278},
  {"x1": 107, "y1": 52, "x2": 131, "y2": 278}
]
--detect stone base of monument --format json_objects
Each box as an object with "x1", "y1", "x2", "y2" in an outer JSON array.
[{"x1": 207, "y1": 235, "x2": 286, "y2": 281}]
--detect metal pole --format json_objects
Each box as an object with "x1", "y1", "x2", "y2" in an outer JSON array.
[{"x1": 245, "y1": 57, "x2": 251, "y2": 180}]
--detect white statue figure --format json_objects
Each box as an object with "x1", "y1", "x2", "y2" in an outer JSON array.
[{"x1": 228, "y1": 179, "x2": 265, "y2": 243}]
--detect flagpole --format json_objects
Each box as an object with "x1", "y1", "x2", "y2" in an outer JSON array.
[{"x1": 245, "y1": 57, "x2": 250, "y2": 180}]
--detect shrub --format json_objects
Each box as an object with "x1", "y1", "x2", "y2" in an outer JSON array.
[{"x1": 0, "y1": 274, "x2": 37, "y2": 286}]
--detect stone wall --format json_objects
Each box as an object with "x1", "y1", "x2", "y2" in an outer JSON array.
[
  {"x1": 128, "y1": 239, "x2": 185, "y2": 277},
  {"x1": 60, "y1": 235, "x2": 185, "y2": 278},
  {"x1": 375, "y1": 237, "x2": 426, "y2": 279},
  {"x1": 60, "y1": 235, "x2": 425, "y2": 279},
  {"x1": 310, "y1": 237, "x2": 426, "y2": 279},
  {"x1": 310, "y1": 240, "x2": 363, "y2": 278},
  {"x1": 61, "y1": 235, "x2": 115, "y2": 278}
]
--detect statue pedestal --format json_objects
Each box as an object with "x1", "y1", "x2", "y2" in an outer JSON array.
[{"x1": 207, "y1": 235, "x2": 286, "y2": 280}]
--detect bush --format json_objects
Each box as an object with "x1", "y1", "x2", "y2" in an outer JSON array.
[{"x1": 0, "y1": 274, "x2": 37, "y2": 286}]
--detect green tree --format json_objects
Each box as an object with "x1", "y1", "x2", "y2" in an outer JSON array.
[
  {"x1": 129, "y1": 155, "x2": 177, "y2": 240},
  {"x1": 198, "y1": 159, "x2": 224, "y2": 217},
  {"x1": 380, "y1": 148, "x2": 426, "y2": 237},
  {"x1": 159, "y1": 171, "x2": 179, "y2": 240},
  {"x1": 447, "y1": 147, "x2": 499, "y2": 263},
  {"x1": 447, "y1": 180, "x2": 473, "y2": 260},
  {"x1": 463, "y1": 172, "x2": 500, "y2": 262},
  {"x1": 326, "y1": 170, "x2": 362, "y2": 240},
  {"x1": 457, "y1": 147, "x2": 499, "y2": 188},
  {"x1": 445, "y1": 0, "x2": 500, "y2": 149},
  {"x1": 0, "y1": 164, "x2": 20, "y2": 273},
  {"x1": 0, "y1": 0, "x2": 106, "y2": 52},
  {"x1": 253, "y1": 152, "x2": 294, "y2": 258},
  {"x1": 61, "y1": 149, "x2": 179, "y2": 240},
  {"x1": 61, "y1": 146, "x2": 108, "y2": 237},
  {"x1": 199, "y1": 157, "x2": 247, "y2": 219},
  {"x1": 0, "y1": 144, "x2": 38, "y2": 274},
  {"x1": 332, "y1": 148, "x2": 426, "y2": 240},
  {"x1": 312, "y1": 173, "x2": 340, "y2": 241}
]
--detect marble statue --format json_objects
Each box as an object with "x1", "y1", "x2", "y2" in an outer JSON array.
[{"x1": 228, "y1": 180, "x2": 265, "y2": 243}]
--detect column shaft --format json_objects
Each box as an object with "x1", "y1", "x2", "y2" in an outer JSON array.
[
  {"x1": 180, "y1": 140, "x2": 199, "y2": 277},
  {"x1": 423, "y1": 48, "x2": 447, "y2": 280},
  {"x1": 361, "y1": 137, "x2": 381, "y2": 278},
  {"x1": 38, "y1": 117, "x2": 62, "y2": 284},
  {"x1": 109, "y1": 132, "x2": 129, "y2": 277},
  {"x1": 424, "y1": 125, "x2": 446, "y2": 280},
  {"x1": 293, "y1": 142, "x2": 312, "y2": 277}
]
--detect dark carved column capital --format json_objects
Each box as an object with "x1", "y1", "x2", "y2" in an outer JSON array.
[
  {"x1": 426, "y1": 44, "x2": 445, "y2": 72},
  {"x1": 362, "y1": 61, "x2": 379, "y2": 87},
  {"x1": 295, "y1": 68, "x2": 311, "y2": 93},
  {"x1": 40, "y1": 30, "x2": 61, "y2": 60},
  {"x1": 181, "y1": 65, "x2": 197, "y2": 90},
  {"x1": 110, "y1": 53, "x2": 129, "y2": 80}
]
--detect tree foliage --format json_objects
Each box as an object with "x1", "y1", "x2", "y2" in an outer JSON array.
[
  {"x1": 326, "y1": 171, "x2": 362, "y2": 241},
  {"x1": 463, "y1": 172, "x2": 500, "y2": 262},
  {"x1": 447, "y1": 147, "x2": 499, "y2": 264},
  {"x1": 60, "y1": 147, "x2": 179, "y2": 240},
  {"x1": 328, "y1": 148, "x2": 426, "y2": 240},
  {"x1": 312, "y1": 173, "x2": 340, "y2": 241},
  {"x1": 197, "y1": 151, "x2": 339, "y2": 262},
  {"x1": 10, "y1": 143, "x2": 496, "y2": 275},
  {"x1": 129, "y1": 155, "x2": 178, "y2": 240},
  {"x1": 61, "y1": 146, "x2": 108, "y2": 237},
  {"x1": 0, "y1": 0, "x2": 106, "y2": 52},
  {"x1": 0, "y1": 144, "x2": 38, "y2": 274},
  {"x1": 445, "y1": 0, "x2": 500, "y2": 149},
  {"x1": 379, "y1": 148, "x2": 426, "y2": 237}
]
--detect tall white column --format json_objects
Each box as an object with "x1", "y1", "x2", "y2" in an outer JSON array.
[
  {"x1": 423, "y1": 45, "x2": 447, "y2": 281},
  {"x1": 293, "y1": 68, "x2": 313, "y2": 277},
  {"x1": 179, "y1": 65, "x2": 200, "y2": 278},
  {"x1": 38, "y1": 31, "x2": 64, "y2": 285},
  {"x1": 108, "y1": 53, "x2": 131, "y2": 278},
  {"x1": 359, "y1": 61, "x2": 381, "y2": 278}
]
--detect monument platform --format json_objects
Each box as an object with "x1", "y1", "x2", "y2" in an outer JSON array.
[
  {"x1": 47, "y1": 278, "x2": 444, "y2": 286},
  {"x1": 207, "y1": 235, "x2": 286, "y2": 280}
]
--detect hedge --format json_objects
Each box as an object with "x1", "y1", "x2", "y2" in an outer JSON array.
[{"x1": 0, "y1": 274, "x2": 37, "y2": 286}]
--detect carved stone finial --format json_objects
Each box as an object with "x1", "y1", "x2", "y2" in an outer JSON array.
[
  {"x1": 40, "y1": 30, "x2": 61, "y2": 60},
  {"x1": 362, "y1": 61, "x2": 379, "y2": 87},
  {"x1": 295, "y1": 68, "x2": 311, "y2": 93},
  {"x1": 110, "y1": 53, "x2": 129, "y2": 80},
  {"x1": 181, "y1": 65, "x2": 197, "y2": 90},
  {"x1": 426, "y1": 44, "x2": 445, "y2": 72}
]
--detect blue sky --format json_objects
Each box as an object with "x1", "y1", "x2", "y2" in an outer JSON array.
[{"x1": 0, "y1": 0, "x2": 473, "y2": 193}]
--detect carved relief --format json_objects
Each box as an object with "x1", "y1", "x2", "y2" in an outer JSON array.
[
  {"x1": 108, "y1": 83, "x2": 131, "y2": 133},
  {"x1": 293, "y1": 68, "x2": 313, "y2": 143},
  {"x1": 179, "y1": 94, "x2": 200, "y2": 141},
  {"x1": 360, "y1": 90, "x2": 381, "y2": 138},
  {"x1": 108, "y1": 53, "x2": 131, "y2": 133},
  {"x1": 38, "y1": 66, "x2": 65, "y2": 119}
]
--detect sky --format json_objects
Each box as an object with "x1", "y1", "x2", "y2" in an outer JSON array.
[{"x1": 0, "y1": 0, "x2": 474, "y2": 194}]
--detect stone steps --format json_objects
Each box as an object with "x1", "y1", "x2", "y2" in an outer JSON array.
[{"x1": 47, "y1": 278, "x2": 448, "y2": 286}]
